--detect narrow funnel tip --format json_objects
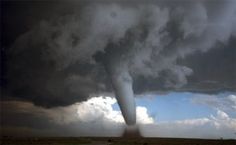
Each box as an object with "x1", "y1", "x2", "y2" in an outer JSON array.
[{"x1": 125, "y1": 112, "x2": 136, "y2": 125}]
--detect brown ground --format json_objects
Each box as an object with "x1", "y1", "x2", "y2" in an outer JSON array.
[{"x1": 1, "y1": 137, "x2": 236, "y2": 145}]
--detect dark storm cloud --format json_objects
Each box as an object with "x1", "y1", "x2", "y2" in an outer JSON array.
[
  {"x1": 0, "y1": 100, "x2": 124, "y2": 137},
  {"x1": 1, "y1": 0, "x2": 236, "y2": 107}
]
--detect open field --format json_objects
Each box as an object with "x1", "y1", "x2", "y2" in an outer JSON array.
[{"x1": 1, "y1": 137, "x2": 236, "y2": 145}]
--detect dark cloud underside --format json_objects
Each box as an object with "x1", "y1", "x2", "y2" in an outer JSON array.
[{"x1": 1, "y1": 0, "x2": 236, "y2": 107}]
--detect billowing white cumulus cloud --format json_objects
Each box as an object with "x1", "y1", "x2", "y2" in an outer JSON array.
[
  {"x1": 140, "y1": 109, "x2": 236, "y2": 139},
  {"x1": 211, "y1": 110, "x2": 236, "y2": 130},
  {"x1": 173, "y1": 110, "x2": 236, "y2": 130},
  {"x1": 136, "y1": 106, "x2": 154, "y2": 124},
  {"x1": 190, "y1": 94, "x2": 236, "y2": 131},
  {"x1": 1, "y1": 96, "x2": 153, "y2": 125},
  {"x1": 77, "y1": 96, "x2": 154, "y2": 124},
  {"x1": 76, "y1": 96, "x2": 124, "y2": 123}
]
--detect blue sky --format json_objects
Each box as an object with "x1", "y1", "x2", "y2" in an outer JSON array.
[
  {"x1": 2, "y1": 92, "x2": 235, "y2": 138},
  {"x1": 113, "y1": 92, "x2": 236, "y2": 122}
]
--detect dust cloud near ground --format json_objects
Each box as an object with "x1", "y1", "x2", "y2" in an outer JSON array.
[{"x1": 122, "y1": 125, "x2": 142, "y2": 138}]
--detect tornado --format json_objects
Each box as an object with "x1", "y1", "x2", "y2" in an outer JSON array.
[
  {"x1": 93, "y1": 49, "x2": 136, "y2": 125},
  {"x1": 110, "y1": 69, "x2": 136, "y2": 125}
]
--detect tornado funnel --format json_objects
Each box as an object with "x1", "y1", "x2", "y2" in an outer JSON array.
[
  {"x1": 110, "y1": 70, "x2": 136, "y2": 125},
  {"x1": 93, "y1": 51, "x2": 136, "y2": 125}
]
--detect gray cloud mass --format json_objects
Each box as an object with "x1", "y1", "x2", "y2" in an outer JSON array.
[{"x1": 1, "y1": 0, "x2": 236, "y2": 107}]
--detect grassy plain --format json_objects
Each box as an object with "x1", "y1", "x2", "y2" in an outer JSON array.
[{"x1": 1, "y1": 137, "x2": 236, "y2": 145}]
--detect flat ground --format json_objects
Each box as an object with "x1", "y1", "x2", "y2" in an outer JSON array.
[{"x1": 1, "y1": 137, "x2": 236, "y2": 145}]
